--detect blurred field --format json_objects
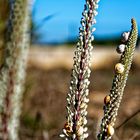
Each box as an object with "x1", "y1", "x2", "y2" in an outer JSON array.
[
  {"x1": 20, "y1": 46, "x2": 140, "y2": 140},
  {"x1": 28, "y1": 45, "x2": 140, "y2": 70}
]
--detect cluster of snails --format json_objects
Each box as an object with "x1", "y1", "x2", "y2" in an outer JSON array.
[
  {"x1": 102, "y1": 31, "x2": 130, "y2": 137},
  {"x1": 103, "y1": 95, "x2": 115, "y2": 137},
  {"x1": 115, "y1": 32, "x2": 130, "y2": 74},
  {"x1": 116, "y1": 32, "x2": 130, "y2": 54}
]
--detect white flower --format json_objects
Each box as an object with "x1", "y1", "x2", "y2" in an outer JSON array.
[{"x1": 77, "y1": 126, "x2": 84, "y2": 136}]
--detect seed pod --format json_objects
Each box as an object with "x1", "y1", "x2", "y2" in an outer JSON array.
[
  {"x1": 77, "y1": 117, "x2": 83, "y2": 126},
  {"x1": 116, "y1": 44, "x2": 125, "y2": 54},
  {"x1": 115, "y1": 63, "x2": 124, "y2": 74},
  {"x1": 121, "y1": 32, "x2": 130, "y2": 42},
  {"x1": 84, "y1": 133, "x2": 89, "y2": 138},
  {"x1": 107, "y1": 124, "x2": 114, "y2": 136},
  {"x1": 80, "y1": 102, "x2": 87, "y2": 109},
  {"x1": 104, "y1": 95, "x2": 110, "y2": 104},
  {"x1": 83, "y1": 118, "x2": 87, "y2": 125}
]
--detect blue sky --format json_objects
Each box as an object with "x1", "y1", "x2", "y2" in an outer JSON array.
[{"x1": 32, "y1": 0, "x2": 140, "y2": 43}]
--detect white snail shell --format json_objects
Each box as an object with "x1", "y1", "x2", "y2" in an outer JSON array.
[
  {"x1": 121, "y1": 32, "x2": 130, "y2": 42},
  {"x1": 116, "y1": 44, "x2": 125, "y2": 54},
  {"x1": 115, "y1": 63, "x2": 124, "y2": 74},
  {"x1": 107, "y1": 124, "x2": 114, "y2": 136}
]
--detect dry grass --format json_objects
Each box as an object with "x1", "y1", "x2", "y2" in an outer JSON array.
[{"x1": 20, "y1": 47, "x2": 140, "y2": 140}]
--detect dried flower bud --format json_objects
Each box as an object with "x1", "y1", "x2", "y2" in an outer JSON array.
[
  {"x1": 76, "y1": 126, "x2": 84, "y2": 136},
  {"x1": 83, "y1": 118, "x2": 87, "y2": 125},
  {"x1": 64, "y1": 122, "x2": 73, "y2": 134},
  {"x1": 80, "y1": 102, "x2": 87, "y2": 109},
  {"x1": 84, "y1": 133, "x2": 89, "y2": 138},
  {"x1": 92, "y1": 27, "x2": 96, "y2": 32}
]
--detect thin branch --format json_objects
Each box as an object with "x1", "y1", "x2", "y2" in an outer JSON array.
[{"x1": 116, "y1": 109, "x2": 140, "y2": 130}]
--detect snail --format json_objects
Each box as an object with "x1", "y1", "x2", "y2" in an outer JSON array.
[
  {"x1": 107, "y1": 124, "x2": 114, "y2": 136},
  {"x1": 115, "y1": 63, "x2": 124, "y2": 74},
  {"x1": 104, "y1": 95, "x2": 110, "y2": 104},
  {"x1": 116, "y1": 44, "x2": 125, "y2": 54},
  {"x1": 121, "y1": 32, "x2": 130, "y2": 43}
]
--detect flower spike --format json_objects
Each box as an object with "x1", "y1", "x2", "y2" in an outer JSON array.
[
  {"x1": 60, "y1": 0, "x2": 100, "y2": 139},
  {"x1": 97, "y1": 18, "x2": 138, "y2": 140}
]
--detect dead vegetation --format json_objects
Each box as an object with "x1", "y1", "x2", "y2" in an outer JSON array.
[{"x1": 19, "y1": 47, "x2": 140, "y2": 140}]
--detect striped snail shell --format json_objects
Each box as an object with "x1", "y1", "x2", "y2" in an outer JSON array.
[
  {"x1": 121, "y1": 32, "x2": 130, "y2": 42},
  {"x1": 116, "y1": 44, "x2": 125, "y2": 54},
  {"x1": 115, "y1": 63, "x2": 124, "y2": 74}
]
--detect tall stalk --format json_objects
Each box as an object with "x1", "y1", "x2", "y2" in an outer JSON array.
[
  {"x1": 97, "y1": 18, "x2": 138, "y2": 140},
  {"x1": 60, "y1": 0, "x2": 100, "y2": 139},
  {"x1": 0, "y1": 0, "x2": 32, "y2": 139}
]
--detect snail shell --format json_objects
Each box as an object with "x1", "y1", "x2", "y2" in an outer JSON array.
[
  {"x1": 104, "y1": 95, "x2": 110, "y2": 104},
  {"x1": 115, "y1": 63, "x2": 124, "y2": 74},
  {"x1": 107, "y1": 124, "x2": 114, "y2": 136},
  {"x1": 121, "y1": 32, "x2": 130, "y2": 42},
  {"x1": 116, "y1": 44, "x2": 125, "y2": 54}
]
